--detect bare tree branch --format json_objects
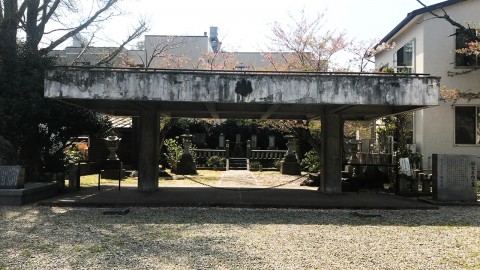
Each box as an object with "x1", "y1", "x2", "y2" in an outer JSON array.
[
  {"x1": 95, "y1": 19, "x2": 149, "y2": 66},
  {"x1": 39, "y1": 0, "x2": 119, "y2": 54},
  {"x1": 416, "y1": 0, "x2": 471, "y2": 33},
  {"x1": 70, "y1": 33, "x2": 96, "y2": 65}
]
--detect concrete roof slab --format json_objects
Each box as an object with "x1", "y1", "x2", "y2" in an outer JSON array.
[{"x1": 45, "y1": 67, "x2": 440, "y2": 120}]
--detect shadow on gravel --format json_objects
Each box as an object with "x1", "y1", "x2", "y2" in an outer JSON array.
[{"x1": 26, "y1": 174, "x2": 480, "y2": 229}]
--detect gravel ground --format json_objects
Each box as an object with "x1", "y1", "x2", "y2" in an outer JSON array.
[{"x1": 1, "y1": 206, "x2": 479, "y2": 270}]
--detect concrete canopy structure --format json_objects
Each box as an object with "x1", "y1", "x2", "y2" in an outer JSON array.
[{"x1": 45, "y1": 66, "x2": 440, "y2": 192}]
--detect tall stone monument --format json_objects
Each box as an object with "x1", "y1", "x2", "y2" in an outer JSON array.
[
  {"x1": 280, "y1": 135, "x2": 301, "y2": 175},
  {"x1": 176, "y1": 130, "x2": 197, "y2": 175},
  {"x1": 432, "y1": 154, "x2": 478, "y2": 202}
]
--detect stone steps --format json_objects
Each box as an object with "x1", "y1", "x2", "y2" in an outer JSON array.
[{"x1": 228, "y1": 158, "x2": 248, "y2": 170}]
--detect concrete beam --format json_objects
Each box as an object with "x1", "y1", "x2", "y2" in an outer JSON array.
[
  {"x1": 261, "y1": 104, "x2": 282, "y2": 120},
  {"x1": 204, "y1": 103, "x2": 220, "y2": 119},
  {"x1": 45, "y1": 68, "x2": 440, "y2": 107}
]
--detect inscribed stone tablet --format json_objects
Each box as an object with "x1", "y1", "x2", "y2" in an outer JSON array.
[
  {"x1": 0, "y1": 166, "x2": 25, "y2": 189},
  {"x1": 432, "y1": 154, "x2": 477, "y2": 202}
]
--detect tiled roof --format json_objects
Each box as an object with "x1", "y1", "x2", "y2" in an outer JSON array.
[{"x1": 108, "y1": 116, "x2": 132, "y2": 128}]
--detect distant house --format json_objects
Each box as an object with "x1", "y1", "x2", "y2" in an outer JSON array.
[
  {"x1": 50, "y1": 26, "x2": 295, "y2": 70},
  {"x1": 375, "y1": 0, "x2": 480, "y2": 169}
]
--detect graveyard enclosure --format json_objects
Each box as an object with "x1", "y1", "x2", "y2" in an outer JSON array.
[{"x1": 44, "y1": 67, "x2": 440, "y2": 192}]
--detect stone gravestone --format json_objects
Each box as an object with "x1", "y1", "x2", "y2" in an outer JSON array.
[
  {"x1": 432, "y1": 154, "x2": 477, "y2": 202},
  {"x1": 0, "y1": 166, "x2": 25, "y2": 189},
  {"x1": 268, "y1": 135, "x2": 275, "y2": 150}
]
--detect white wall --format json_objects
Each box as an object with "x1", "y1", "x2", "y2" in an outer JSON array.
[
  {"x1": 375, "y1": 16, "x2": 425, "y2": 73},
  {"x1": 420, "y1": 1, "x2": 480, "y2": 168},
  {"x1": 376, "y1": 0, "x2": 480, "y2": 169}
]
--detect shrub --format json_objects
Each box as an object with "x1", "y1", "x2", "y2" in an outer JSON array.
[
  {"x1": 301, "y1": 150, "x2": 322, "y2": 172},
  {"x1": 64, "y1": 145, "x2": 85, "y2": 165},
  {"x1": 163, "y1": 138, "x2": 183, "y2": 171},
  {"x1": 250, "y1": 161, "x2": 261, "y2": 170},
  {"x1": 206, "y1": 155, "x2": 226, "y2": 167},
  {"x1": 163, "y1": 138, "x2": 198, "y2": 170},
  {"x1": 273, "y1": 159, "x2": 282, "y2": 170}
]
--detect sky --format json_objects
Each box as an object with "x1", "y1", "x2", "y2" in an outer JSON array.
[{"x1": 90, "y1": 0, "x2": 447, "y2": 52}]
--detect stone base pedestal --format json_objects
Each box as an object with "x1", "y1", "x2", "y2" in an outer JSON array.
[
  {"x1": 398, "y1": 174, "x2": 410, "y2": 193},
  {"x1": 175, "y1": 154, "x2": 197, "y2": 175},
  {"x1": 280, "y1": 153, "x2": 301, "y2": 176},
  {"x1": 101, "y1": 160, "x2": 124, "y2": 180},
  {"x1": 0, "y1": 182, "x2": 57, "y2": 206},
  {"x1": 67, "y1": 164, "x2": 81, "y2": 191}
]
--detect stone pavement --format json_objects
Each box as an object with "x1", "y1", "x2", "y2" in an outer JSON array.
[
  {"x1": 217, "y1": 170, "x2": 259, "y2": 187},
  {"x1": 37, "y1": 170, "x2": 439, "y2": 210}
]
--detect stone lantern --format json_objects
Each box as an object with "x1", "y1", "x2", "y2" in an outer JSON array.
[
  {"x1": 345, "y1": 138, "x2": 362, "y2": 176},
  {"x1": 176, "y1": 129, "x2": 197, "y2": 175},
  {"x1": 105, "y1": 134, "x2": 122, "y2": 160},
  {"x1": 280, "y1": 135, "x2": 301, "y2": 175},
  {"x1": 181, "y1": 130, "x2": 193, "y2": 155},
  {"x1": 100, "y1": 134, "x2": 124, "y2": 185}
]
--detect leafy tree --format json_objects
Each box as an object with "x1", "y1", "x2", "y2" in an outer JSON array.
[
  {"x1": 262, "y1": 9, "x2": 355, "y2": 156},
  {"x1": 345, "y1": 38, "x2": 380, "y2": 72},
  {"x1": 266, "y1": 9, "x2": 350, "y2": 71},
  {"x1": 0, "y1": 0, "x2": 143, "y2": 177}
]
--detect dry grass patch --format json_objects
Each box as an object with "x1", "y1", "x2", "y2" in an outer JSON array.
[
  {"x1": 160, "y1": 169, "x2": 223, "y2": 185},
  {"x1": 79, "y1": 174, "x2": 138, "y2": 187}
]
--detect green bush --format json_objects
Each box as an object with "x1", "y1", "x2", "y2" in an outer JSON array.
[
  {"x1": 163, "y1": 138, "x2": 198, "y2": 170},
  {"x1": 273, "y1": 159, "x2": 282, "y2": 169},
  {"x1": 206, "y1": 156, "x2": 226, "y2": 167},
  {"x1": 163, "y1": 138, "x2": 183, "y2": 171},
  {"x1": 64, "y1": 145, "x2": 85, "y2": 165},
  {"x1": 250, "y1": 161, "x2": 261, "y2": 170},
  {"x1": 301, "y1": 150, "x2": 322, "y2": 172}
]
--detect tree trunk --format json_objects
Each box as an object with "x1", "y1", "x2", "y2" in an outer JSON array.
[{"x1": 0, "y1": 0, "x2": 19, "y2": 82}]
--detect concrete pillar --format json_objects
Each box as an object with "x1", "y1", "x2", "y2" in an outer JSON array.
[
  {"x1": 138, "y1": 110, "x2": 160, "y2": 191},
  {"x1": 320, "y1": 114, "x2": 343, "y2": 193}
]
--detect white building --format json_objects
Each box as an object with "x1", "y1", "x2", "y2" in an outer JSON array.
[{"x1": 375, "y1": 0, "x2": 480, "y2": 169}]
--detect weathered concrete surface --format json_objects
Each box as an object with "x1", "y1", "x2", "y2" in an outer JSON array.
[
  {"x1": 138, "y1": 110, "x2": 160, "y2": 191},
  {"x1": 320, "y1": 114, "x2": 343, "y2": 193},
  {"x1": 44, "y1": 67, "x2": 440, "y2": 120}
]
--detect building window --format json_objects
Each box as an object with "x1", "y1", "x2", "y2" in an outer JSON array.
[
  {"x1": 454, "y1": 106, "x2": 480, "y2": 145},
  {"x1": 394, "y1": 40, "x2": 415, "y2": 73},
  {"x1": 455, "y1": 29, "x2": 478, "y2": 67}
]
